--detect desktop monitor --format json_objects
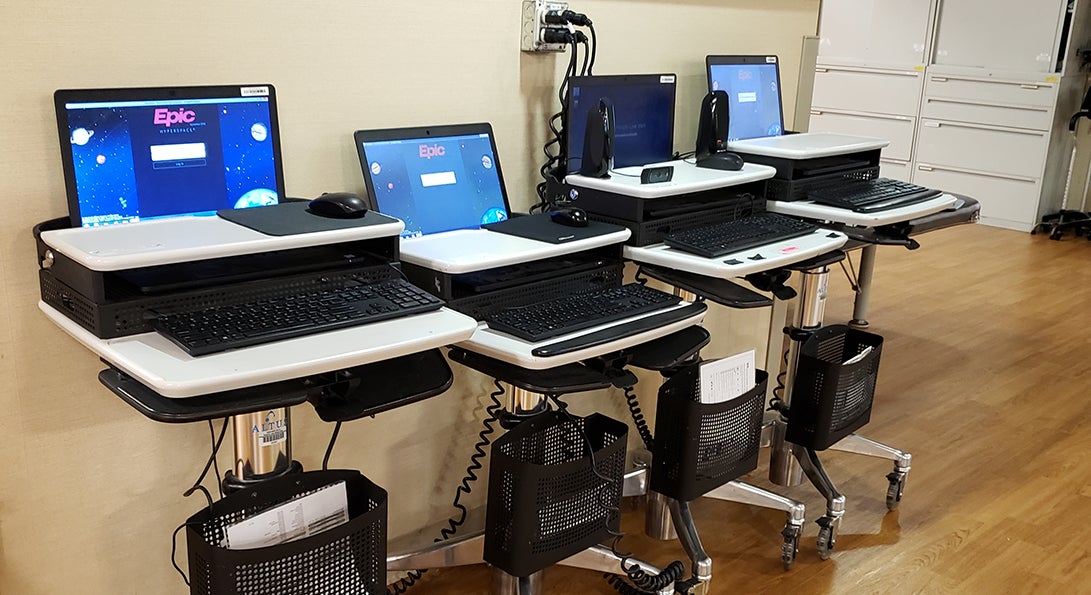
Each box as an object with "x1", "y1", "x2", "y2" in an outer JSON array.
[
  {"x1": 706, "y1": 55, "x2": 785, "y2": 141},
  {"x1": 353, "y1": 123, "x2": 512, "y2": 239},
  {"x1": 565, "y1": 74, "x2": 677, "y2": 173},
  {"x1": 54, "y1": 84, "x2": 286, "y2": 228}
]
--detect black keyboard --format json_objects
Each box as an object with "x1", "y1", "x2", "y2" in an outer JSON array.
[
  {"x1": 154, "y1": 278, "x2": 445, "y2": 356},
  {"x1": 663, "y1": 213, "x2": 818, "y2": 259},
  {"x1": 806, "y1": 178, "x2": 942, "y2": 213},
  {"x1": 484, "y1": 283, "x2": 682, "y2": 342}
]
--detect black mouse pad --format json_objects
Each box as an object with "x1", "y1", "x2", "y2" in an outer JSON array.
[
  {"x1": 217, "y1": 202, "x2": 399, "y2": 236},
  {"x1": 482, "y1": 213, "x2": 626, "y2": 244}
]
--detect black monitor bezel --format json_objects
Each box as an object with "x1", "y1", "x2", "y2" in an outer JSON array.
[
  {"x1": 53, "y1": 83, "x2": 287, "y2": 229},
  {"x1": 564, "y1": 73, "x2": 678, "y2": 172},
  {"x1": 705, "y1": 55, "x2": 786, "y2": 140},
  {"x1": 352, "y1": 122, "x2": 513, "y2": 220}
]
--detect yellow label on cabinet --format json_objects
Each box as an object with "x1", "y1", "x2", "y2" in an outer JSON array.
[
  {"x1": 914, "y1": 65, "x2": 925, "y2": 72},
  {"x1": 1045, "y1": 76, "x2": 1060, "y2": 83}
]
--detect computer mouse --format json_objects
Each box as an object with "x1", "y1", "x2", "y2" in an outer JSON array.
[
  {"x1": 550, "y1": 207, "x2": 589, "y2": 228},
  {"x1": 308, "y1": 192, "x2": 369, "y2": 219},
  {"x1": 700, "y1": 151, "x2": 745, "y2": 171}
]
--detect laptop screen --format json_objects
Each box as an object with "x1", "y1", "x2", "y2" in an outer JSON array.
[
  {"x1": 354, "y1": 123, "x2": 511, "y2": 238},
  {"x1": 55, "y1": 84, "x2": 285, "y2": 228},
  {"x1": 565, "y1": 74, "x2": 676, "y2": 172},
  {"x1": 706, "y1": 56, "x2": 785, "y2": 141}
]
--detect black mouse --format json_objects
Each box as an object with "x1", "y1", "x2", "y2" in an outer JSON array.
[
  {"x1": 550, "y1": 207, "x2": 589, "y2": 228},
  {"x1": 308, "y1": 192, "x2": 369, "y2": 219},
  {"x1": 697, "y1": 151, "x2": 745, "y2": 171}
]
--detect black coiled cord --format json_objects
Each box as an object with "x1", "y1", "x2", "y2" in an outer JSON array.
[
  {"x1": 623, "y1": 385, "x2": 655, "y2": 451},
  {"x1": 605, "y1": 560, "x2": 686, "y2": 594},
  {"x1": 770, "y1": 347, "x2": 790, "y2": 406},
  {"x1": 437, "y1": 380, "x2": 506, "y2": 541},
  {"x1": 385, "y1": 380, "x2": 507, "y2": 595}
]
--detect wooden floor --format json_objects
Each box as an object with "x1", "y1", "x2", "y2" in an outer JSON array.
[{"x1": 400, "y1": 223, "x2": 1091, "y2": 594}]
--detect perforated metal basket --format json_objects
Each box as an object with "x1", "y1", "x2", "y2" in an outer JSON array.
[
  {"x1": 651, "y1": 364, "x2": 767, "y2": 501},
  {"x1": 787, "y1": 325, "x2": 883, "y2": 450},
  {"x1": 484, "y1": 411, "x2": 627, "y2": 577},
  {"x1": 186, "y1": 470, "x2": 386, "y2": 595}
]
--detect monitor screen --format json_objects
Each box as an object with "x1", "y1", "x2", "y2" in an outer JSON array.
[
  {"x1": 565, "y1": 74, "x2": 676, "y2": 172},
  {"x1": 706, "y1": 56, "x2": 785, "y2": 141},
  {"x1": 354, "y1": 124, "x2": 511, "y2": 238},
  {"x1": 55, "y1": 84, "x2": 285, "y2": 228}
]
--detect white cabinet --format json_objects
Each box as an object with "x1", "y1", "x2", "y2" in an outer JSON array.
[
  {"x1": 932, "y1": 0, "x2": 1069, "y2": 74},
  {"x1": 811, "y1": 0, "x2": 1091, "y2": 231}
]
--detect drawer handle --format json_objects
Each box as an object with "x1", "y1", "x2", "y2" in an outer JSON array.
[
  {"x1": 811, "y1": 108, "x2": 913, "y2": 122},
  {"x1": 922, "y1": 119, "x2": 1047, "y2": 136},
  {"x1": 916, "y1": 163, "x2": 1037, "y2": 183},
  {"x1": 1020, "y1": 84, "x2": 1040, "y2": 90},
  {"x1": 931, "y1": 77, "x2": 949, "y2": 83},
  {"x1": 816, "y1": 67, "x2": 828, "y2": 73},
  {"x1": 926, "y1": 97, "x2": 1050, "y2": 113}
]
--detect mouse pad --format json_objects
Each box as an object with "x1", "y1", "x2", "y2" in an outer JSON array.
[
  {"x1": 482, "y1": 213, "x2": 626, "y2": 244},
  {"x1": 217, "y1": 201, "x2": 399, "y2": 236}
]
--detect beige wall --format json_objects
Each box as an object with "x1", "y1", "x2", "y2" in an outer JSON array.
[{"x1": 0, "y1": 1, "x2": 819, "y2": 592}]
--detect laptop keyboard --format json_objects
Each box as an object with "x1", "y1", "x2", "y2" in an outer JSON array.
[
  {"x1": 663, "y1": 213, "x2": 817, "y2": 259},
  {"x1": 484, "y1": 283, "x2": 682, "y2": 342},
  {"x1": 154, "y1": 278, "x2": 444, "y2": 356},
  {"x1": 806, "y1": 178, "x2": 942, "y2": 212}
]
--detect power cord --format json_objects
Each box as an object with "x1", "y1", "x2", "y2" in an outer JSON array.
[
  {"x1": 623, "y1": 385, "x2": 655, "y2": 451},
  {"x1": 322, "y1": 421, "x2": 343, "y2": 471},
  {"x1": 385, "y1": 380, "x2": 507, "y2": 594},
  {"x1": 533, "y1": 12, "x2": 597, "y2": 213},
  {"x1": 170, "y1": 417, "x2": 229, "y2": 586}
]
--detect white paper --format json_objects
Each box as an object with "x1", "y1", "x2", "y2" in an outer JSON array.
[
  {"x1": 224, "y1": 480, "x2": 350, "y2": 550},
  {"x1": 699, "y1": 350, "x2": 756, "y2": 404},
  {"x1": 843, "y1": 345, "x2": 873, "y2": 366}
]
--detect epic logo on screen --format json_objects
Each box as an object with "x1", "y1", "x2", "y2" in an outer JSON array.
[
  {"x1": 153, "y1": 108, "x2": 197, "y2": 127},
  {"x1": 419, "y1": 144, "x2": 446, "y2": 159}
]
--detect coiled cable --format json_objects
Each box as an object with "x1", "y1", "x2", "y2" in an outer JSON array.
[
  {"x1": 385, "y1": 380, "x2": 506, "y2": 594},
  {"x1": 623, "y1": 385, "x2": 655, "y2": 451}
]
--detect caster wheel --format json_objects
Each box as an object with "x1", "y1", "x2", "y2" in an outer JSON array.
[
  {"x1": 816, "y1": 518, "x2": 836, "y2": 560},
  {"x1": 781, "y1": 524, "x2": 801, "y2": 570},
  {"x1": 886, "y1": 472, "x2": 906, "y2": 511},
  {"x1": 1050, "y1": 230, "x2": 1063, "y2": 240}
]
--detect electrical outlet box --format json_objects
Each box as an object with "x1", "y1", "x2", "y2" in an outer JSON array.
[{"x1": 521, "y1": 0, "x2": 570, "y2": 52}]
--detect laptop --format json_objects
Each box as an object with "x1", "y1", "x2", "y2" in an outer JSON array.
[
  {"x1": 54, "y1": 84, "x2": 286, "y2": 228},
  {"x1": 353, "y1": 123, "x2": 511, "y2": 239},
  {"x1": 565, "y1": 74, "x2": 677, "y2": 173},
  {"x1": 705, "y1": 56, "x2": 887, "y2": 158}
]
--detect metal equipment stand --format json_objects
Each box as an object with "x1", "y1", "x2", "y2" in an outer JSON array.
[
  {"x1": 616, "y1": 269, "x2": 808, "y2": 585},
  {"x1": 765, "y1": 253, "x2": 912, "y2": 559}
]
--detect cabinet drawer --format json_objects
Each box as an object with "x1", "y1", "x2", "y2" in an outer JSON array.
[
  {"x1": 879, "y1": 159, "x2": 912, "y2": 182},
  {"x1": 921, "y1": 96, "x2": 1053, "y2": 130},
  {"x1": 813, "y1": 67, "x2": 923, "y2": 115},
  {"x1": 924, "y1": 75, "x2": 1058, "y2": 108},
  {"x1": 809, "y1": 110, "x2": 915, "y2": 162},
  {"x1": 913, "y1": 164, "x2": 1040, "y2": 230},
  {"x1": 916, "y1": 120, "x2": 1048, "y2": 179}
]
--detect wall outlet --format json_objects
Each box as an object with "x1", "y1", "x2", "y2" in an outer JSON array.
[{"x1": 521, "y1": 0, "x2": 570, "y2": 52}]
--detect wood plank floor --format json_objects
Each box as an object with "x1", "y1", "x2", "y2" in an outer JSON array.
[{"x1": 397, "y1": 223, "x2": 1091, "y2": 594}]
